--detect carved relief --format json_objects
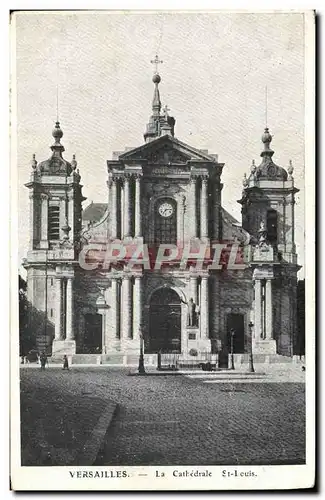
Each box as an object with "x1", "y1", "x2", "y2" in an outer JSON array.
[{"x1": 148, "y1": 149, "x2": 189, "y2": 165}]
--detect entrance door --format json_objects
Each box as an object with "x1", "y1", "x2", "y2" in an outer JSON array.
[
  {"x1": 226, "y1": 313, "x2": 245, "y2": 354},
  {"x1": 84, "y1": 313, "x2": 102, "y2": 354},
  {"x1": 148, "y1": 288, "x2": 181, "y2": 353}
]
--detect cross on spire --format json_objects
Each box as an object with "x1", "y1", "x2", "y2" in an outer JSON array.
[{"x1": 151, "y1": 54, "x2": 163, "y2": 73}]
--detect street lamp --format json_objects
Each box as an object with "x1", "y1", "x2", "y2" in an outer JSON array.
[
  {"x1": 248, "y1": 321, "x2": 255, "y2": 373},
  {"x1": 230, "y1": 329, "x2": 235, "y2": 370},
  {"x1": 138, "y1": 330, "x2": 146, "y2": 375}
]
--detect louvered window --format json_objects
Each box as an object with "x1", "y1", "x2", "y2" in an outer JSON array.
[{"x1": 48, "y1": 206, "x2": 60, "y2": 240}]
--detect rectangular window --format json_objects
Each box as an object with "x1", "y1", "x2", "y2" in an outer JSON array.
[
  {"x1": 48, "y1": 206, "x2": 60, "y2": 240},
  {"x1": 50, "y1": 308, "x2": 53, "y2": 318}
]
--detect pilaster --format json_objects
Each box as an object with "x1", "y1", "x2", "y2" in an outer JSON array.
[
  {"x1": 66, "y1": 277, "x2": 74, "y2": 340},
  {"x1": 121, "y1": 274, "x2": 132, "y2": 339},
  {"x1": 40, "y1": 194, "x2": 49, "y2": 249},
  {"x1": 200, "y1": 276, "x2": 209, "y2": 339},
  {"x1": 200, "y1": 176, "x2": 208, "y2": 239},
  {"x1": 133, "y1": 275, "x2": 142, "y2": 340},
  {"x1": 189, "y1": 177, "x2": 198, "y2": 239},
  {"x1": 134, "y1": 174, "x2": 142, "y2": 238},
  {"x1": 110, "y1": 178, "x2": 118, "y2": 239}
]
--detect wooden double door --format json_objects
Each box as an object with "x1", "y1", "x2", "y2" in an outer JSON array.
[{"x1": 148, "y1": 288, "x2": 181, "y2": 353}]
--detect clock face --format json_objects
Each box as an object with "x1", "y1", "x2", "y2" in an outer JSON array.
[{"x1": 158, "y1": 202, "x2": 174, "y2": 218}]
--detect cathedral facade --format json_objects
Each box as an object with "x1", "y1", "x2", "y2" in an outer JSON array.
[{"x1": 23, "y1": 68, "x2": 301, "y2": 365}]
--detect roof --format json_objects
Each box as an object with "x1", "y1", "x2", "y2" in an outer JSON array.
[
  {"x1": 82, "y1": 203, "x2": 107, "y2": 222},
  {"x1": 221, "y1": 207, "x2": 240, "y2": 225}
]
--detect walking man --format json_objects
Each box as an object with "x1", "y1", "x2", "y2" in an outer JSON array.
[
  {"x1": 62, "y1": 354, "x2": 69, "y2": 370},
  {"x1": 40, "y1": 352, "x2": 48, "y2": 370}
]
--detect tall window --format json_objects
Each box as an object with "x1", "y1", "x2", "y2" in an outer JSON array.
[
  {"x1": 48, "y1": 205, "x2": 60, "y2": 240},
  {"x1": 267, "y1": 209, "x2": 278, "y2": 245},
  {"x1": 154, "y1": 198, "x2": 177, "y2": 245}
]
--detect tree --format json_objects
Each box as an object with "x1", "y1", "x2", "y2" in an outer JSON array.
[{"x1": 19, "y1": 275, "x2": 36, "y2": 356}]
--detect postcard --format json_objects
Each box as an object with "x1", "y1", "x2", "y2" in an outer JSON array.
[{"x1": 10, "y1": 9, "x2": 315, "y2": 491}]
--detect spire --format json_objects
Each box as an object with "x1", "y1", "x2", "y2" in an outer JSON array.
[
  {"x1": 152, "y1": 73, "x2": 162, "y2": 116},
  {"x1": 150, "y1": 54, "x2": 163, "y2": 116},
  {"x1": 36, "y1": 121, "x2": 72, "y2": 175},
  {"x1": 144, "y1": 55, "x2": 175, "y2": 143},
  {"x1": 51, "y1": 121, "x2": 65, "y2": 154},
  {"x1": 260, "y1": 127, "x2": 274, "y2": 159}
]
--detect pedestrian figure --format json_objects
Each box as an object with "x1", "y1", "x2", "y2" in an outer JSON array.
[
  {"x1": 63, "y1": 354, "x2": 69, "y2": 370},
  {"x1": 40, "y1": 352, "x2": 48, "y2": 370}
]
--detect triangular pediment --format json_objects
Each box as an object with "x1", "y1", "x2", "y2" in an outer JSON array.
[{"x1": 119, "y1": 135, "x2": 217, "y2": 164}]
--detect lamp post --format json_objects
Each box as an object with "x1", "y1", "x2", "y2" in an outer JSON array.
[
  {"x1": 138, "y1": 330, "x2": 146, "y2": 375},
  {"x1": 230, "y1": 329, "x2": 235, "y2": 370},
  {"x1": 248, "y1": 321, "x2": 255, "y2": 373}
]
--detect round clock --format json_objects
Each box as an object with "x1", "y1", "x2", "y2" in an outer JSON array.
[{"x1": 158, "y1": 202, "x2": 174, "y2": 218}]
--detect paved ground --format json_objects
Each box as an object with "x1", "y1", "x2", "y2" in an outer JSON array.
[
  {"x1": 95, "y1": 370, "x2": 305, "y2": 466},
  {"x1": 20, "y1": 367, "x2": 305, "y2": 467},
  {"x1": 20, "y1": 368, "x2": 116, "y2": 466}
]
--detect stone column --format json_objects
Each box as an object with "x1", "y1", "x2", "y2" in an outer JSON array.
[
  {"x1": 68, "y1": 195, "x2": 74, "y2": 240},
  {"x1": 40, "y1": 194, "x2": 48, "y2": 247},
  {"x1": 101, "y1": 312, "x2": 106, "y2": 354},
  {"x1": 200, "y1": 177, "x2": 208, "y2": 239},
  {"x1": 59, "y1": 198, "x2": 66, "y2": 241},
  {"x1": 265, "y1": 279, "x2": 273, "y2": 339},
  {"x1": 190, "y1": 274, "x2": 198, "y2": 304},
  {"x1": 189, "y1": 177, "x2": 198, "y2": 239},
  {"x1": 133, "y1": 276, "x2": 142, "y2": 340},
  {"x1": 55, "y1": 278, "x2": 62, "y2": 340},
  {"x1": 66, "y1": 278, "x2": 74, "y2": 340},
  {"x1": 29, "y1": 193, "x2": 35, "y2": 249},
  {"x1": 110, "y1": 179, "x2": 117, "y2": 239},
  {"x1": 134, "y1": 175, "x2": 142, "y2": 238},
  {"x1": 110, "y1": 278, "x2": 119, "y2": 339},
  {"x1": 200, "y1": 276, "x2": 209, "y2": 339},
  {"x1": 254, "y1": 279, "x2": 262, "y2": 340},
  {"x1": 286, "y1": 197, "x2": 295, "y2": 253},
  {"x1": 121, "y1": 275, "x2": 132, "y2": 339},
  {"x1": 123, "y1": 175, "x2": 131, "y2": 238}
]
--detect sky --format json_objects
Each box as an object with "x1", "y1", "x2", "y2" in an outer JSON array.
[{"x1": 14, "y1": 11, "x2": 305, "y2": 276}]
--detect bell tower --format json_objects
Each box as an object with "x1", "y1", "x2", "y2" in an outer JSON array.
[
  {"x1": 24, "y1": 122, "x2": 85, "y2": 355},
  {"x1": 240, "y1": 127, "x2": 299, "y2": 261},
  {"x1": 239, "y1": 128, "x2": 300, "y2": 356}
]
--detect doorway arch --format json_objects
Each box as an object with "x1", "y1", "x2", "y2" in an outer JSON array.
[{"x1": 148, "y1": 288, "x2": 181, "y2": 353}]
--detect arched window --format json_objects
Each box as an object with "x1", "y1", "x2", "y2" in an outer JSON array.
[
  {"x1": 154, "y1": 198, "x2": 177, "y2": 245},
  {"x1": 267, "y1": 209, "x2": 278, "y2": 245}
]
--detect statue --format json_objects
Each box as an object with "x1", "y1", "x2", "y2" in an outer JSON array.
[
  {"x1": 258, "y1": 220, "x2": 268, "y2": 247},
  {"x1": 187, "y1": 298, "x2": 198, "y2": 327},
  {"x1": 179, "y1": 296, "x2": 199, "y2": 327}
]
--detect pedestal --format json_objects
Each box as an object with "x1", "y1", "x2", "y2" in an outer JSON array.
[
  {"x1": 120, "y1": 339, "x2": 140, "y2": 353},
  {"x1": 52, "y1": 340, "x2": 76, "y2": 356},
  {"x1": 253, "y1": 339, "x2": 277, "y2": 355}
]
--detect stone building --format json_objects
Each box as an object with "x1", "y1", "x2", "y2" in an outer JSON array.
[{"x1": 23, "y1": 67, "x2": 301, "y2": 364}]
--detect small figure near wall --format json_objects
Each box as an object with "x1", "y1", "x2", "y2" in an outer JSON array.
[
  {"x1": 40, "y1": 352, "x2": 48, "y2": 370},
  {"x1": 62, "y1": 354, "x2": 69, "y2": 370}
]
